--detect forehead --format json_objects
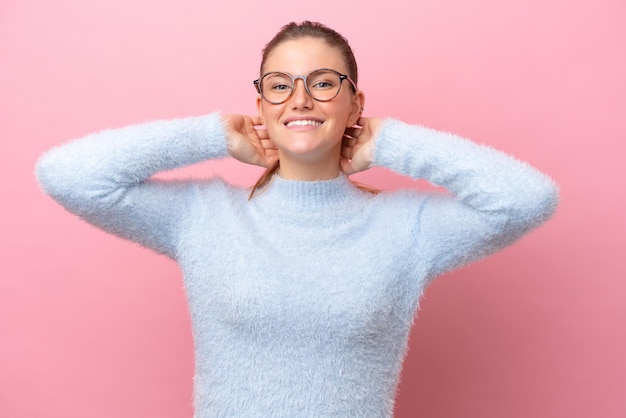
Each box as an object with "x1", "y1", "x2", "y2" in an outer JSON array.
[{"x1": 263, "y1": 37, "x2": 347, "y2": 75}]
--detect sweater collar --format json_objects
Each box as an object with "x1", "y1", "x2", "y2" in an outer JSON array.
[{"x1": 253, "y1": 173, "x2": 362, "y2": 212}]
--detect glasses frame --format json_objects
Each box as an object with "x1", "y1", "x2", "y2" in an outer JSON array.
[{"x1": 253, "y1": 68, "x2": 358, "y2": 105}]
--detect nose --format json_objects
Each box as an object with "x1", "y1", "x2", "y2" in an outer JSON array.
[{"x1": 289, "y1": 77, "x2": 313, "y2": 109}]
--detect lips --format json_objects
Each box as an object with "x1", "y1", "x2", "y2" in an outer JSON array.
[{"x1": 285, "y1": 119, "x2": 323, "y2": 127}]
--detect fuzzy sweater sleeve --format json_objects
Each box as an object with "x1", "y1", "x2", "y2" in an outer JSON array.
[
  {"x1": 373, "y1": 119, "x2": 559, "y2": 280},
  {"x1": 35, "y1": 113, "x2": 229, "y2": 259}
]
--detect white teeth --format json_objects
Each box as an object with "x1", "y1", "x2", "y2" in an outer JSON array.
[{"x1": 286, "y1": 120, "x2": 322, "y2": 127}]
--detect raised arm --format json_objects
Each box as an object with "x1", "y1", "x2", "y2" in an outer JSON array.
[
  {"x1": 343, "y1": 117, "x2": 559, "y2": 279},
  {"x1": 36, "y1": 113, "x2": 275, "y2": 258}
]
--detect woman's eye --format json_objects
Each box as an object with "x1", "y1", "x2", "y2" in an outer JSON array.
[
  {"x1": 271, "y1": 84, "x2": 291, "y2": 91},
  {"x1": 312, "y1": 80, "x2": 334, "y2": 89}
]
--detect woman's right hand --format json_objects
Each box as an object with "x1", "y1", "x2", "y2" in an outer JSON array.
[{"x1": 223, "y1": 114, "x2": 278, "y2": 168}]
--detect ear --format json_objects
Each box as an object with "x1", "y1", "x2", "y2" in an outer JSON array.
[
  {"x1": 347, "y1": 90, "x2": 365, "y2": 127},
  {"x1": 256, "y1": 95, "x2": 264, "y2": 119}
]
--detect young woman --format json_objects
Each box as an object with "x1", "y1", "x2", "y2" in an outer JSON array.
[{"x1": 37, "y1": 21, "x2": 558, "y2": 417}]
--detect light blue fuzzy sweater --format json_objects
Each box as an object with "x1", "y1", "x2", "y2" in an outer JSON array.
[{"x1": 36, "y1": 113, "x2": 558, "y2": 417}]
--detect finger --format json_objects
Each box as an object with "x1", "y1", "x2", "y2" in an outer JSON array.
[
  {"x1": 340, "y1": 158, "x2": 356, "y2": 175},
  {"x1": 342, "y1": 136, "x2": 357, "y2": 147},
  {"x1": 340, "y1": 145, "x2": 353, "y2": 160},
  {"x1": 262, "y1": 151, "x2": 279, "y2": 167},
  {"x1": 263, "y1": 148, "x2": 279, "y2": 160},
  {"x1": 256, "y1": 128, "x2": 270, "y2": 140},
  {"x1": 260, "y1": 138, "x2": 277, "y2": 150},
  {"x1": 251, "y1": 116, "x2": 265, "y2": 126},
  {"x1": 346, "y1": 126, "x2": 362, "y2": 138}
]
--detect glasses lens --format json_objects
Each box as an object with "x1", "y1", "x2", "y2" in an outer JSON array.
[
  {"x1": 307, "y1": 70, "x2": 342, "y2": 101},
  {"x1": 261, "y1": 72, "x2": 293, "y2": 103}
]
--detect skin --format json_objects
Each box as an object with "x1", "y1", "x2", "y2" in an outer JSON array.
[{"x1": 225, "y1": 37, "x2": 383, "y2": 179}]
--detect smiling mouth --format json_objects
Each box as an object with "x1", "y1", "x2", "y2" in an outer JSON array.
[{"x1": 285, "y1": 120, "x2": 323, "y2": 127}]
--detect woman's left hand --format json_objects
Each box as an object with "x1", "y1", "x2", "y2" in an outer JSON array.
[{"x1": 340, "y1": 117, "x2": 383, "y2": 175}]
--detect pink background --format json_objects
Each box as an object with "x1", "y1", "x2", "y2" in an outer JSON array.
[{"x1": 2, "y1": 0, "x2": 625, "y2": 416}]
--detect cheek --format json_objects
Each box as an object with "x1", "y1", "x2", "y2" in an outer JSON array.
[
  {"x1": 261, "y1": 106, "x2": 282, "y2": 127},
  {"x1": 326, "y1": 102, "x2": 353, "y2": 127},
  {"x1": 260, "y1": 99, "x2": 280, "y2": 116}
]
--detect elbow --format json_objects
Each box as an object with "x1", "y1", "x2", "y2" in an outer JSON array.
[
  {"x1": 514, "y1": 174, "x2": 560, "y2": 231},
  {"x1": 35, "y1": 146, "x2": 100, "y2": 211},
  {"x1": 35, "y1": 149, "x2": 64, "y2": 200},
  {"x1": 534, "y1": 176, "x2": 560, "y2": 223}
]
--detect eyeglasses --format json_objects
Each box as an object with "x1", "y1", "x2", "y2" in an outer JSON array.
[{"x1": 253, "y1": 68, "x2": 357, "y2": 105}]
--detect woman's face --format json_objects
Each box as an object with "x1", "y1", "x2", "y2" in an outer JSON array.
[{"x1": 257, "y1": 37, "x2": 363, "y2": 165}]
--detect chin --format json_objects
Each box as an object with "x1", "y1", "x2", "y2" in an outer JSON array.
[{"x1": 283, "y1": 144, "x2": 341, "y2": 162}]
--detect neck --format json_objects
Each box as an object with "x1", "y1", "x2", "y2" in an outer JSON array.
[
  {"x1": 277, "y1": 152, "x2": 341, "y2": 181},
  {"x1": 257, "y1": 171, "x2": 358, "y2": 212}
]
